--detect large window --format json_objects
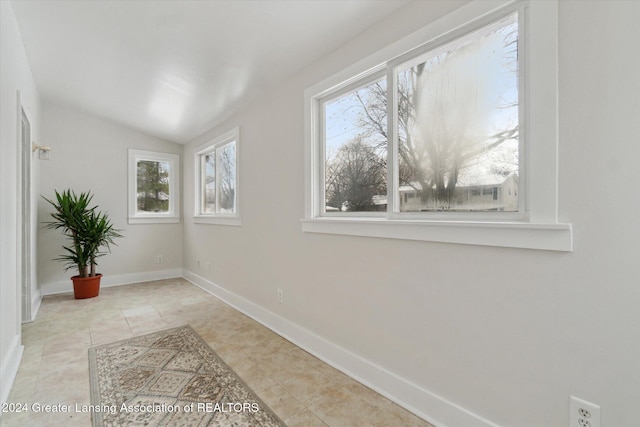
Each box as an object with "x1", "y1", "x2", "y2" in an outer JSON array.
[
  {"x1": 304, "y1": 0, "x2": 572, "y2": 251},
  {"x1": 395, "y1": 13, "x2": 519, "y2": 214},
  {"x1": 128, "y1": 149, "x2": 180, "y2": 224},
  {"x1": 194, "y1": 127, "x2": 240, "y2": 226},
  {"x1": 321, "y1": 13, "x2": 519, "y2": 216}
]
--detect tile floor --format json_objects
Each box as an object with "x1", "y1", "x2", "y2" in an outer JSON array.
[{"x1": 2, "y1": 278, "x2": 433, "y2": 427}]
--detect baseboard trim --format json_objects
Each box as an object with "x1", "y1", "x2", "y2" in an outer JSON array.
[
  {"x1": 27, "y1": 287, "x2": 42, "y2": 322},
  {"x1": 0, "y1": 334, "x2": 24, "y2": 408},
  {"x1": 40, "y1": 268, "x2": 183, "y2": 296},
  {"x1": 182, "y1": 269, "x2": 499, "y2": 427}
]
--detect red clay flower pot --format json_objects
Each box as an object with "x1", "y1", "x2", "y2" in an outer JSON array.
[{"x1": 71, "y1": 274, "x2": 102, "y2": 299}]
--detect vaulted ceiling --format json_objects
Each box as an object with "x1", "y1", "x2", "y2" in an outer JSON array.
[{"x1": 10, "y1": 0, "x2": 411, "y2": 143}]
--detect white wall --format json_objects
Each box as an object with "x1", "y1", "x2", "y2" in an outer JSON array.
[
  {"x1": 183, "y1": 1, "x2": 640, "y2": 426},
  {"x1": 0, "y1": 1, "x2": 40, "y2": 406},
  {"x1": 38, "y1": 102, "x2": 184, "y2": 293}
]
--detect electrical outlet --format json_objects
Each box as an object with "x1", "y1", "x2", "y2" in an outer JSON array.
[
  {"x1": 197, "y1": 260, "x2": 201, "y2": 269},
  {"x1": 277, "y1": 288, "x2": 284, "y2": 304},
  {"x1": 156, "y1": 254, "x2": 164, "y2": 264},
  {"x1": 570, "y1": 396, "x2": 600, "y2": 427},
  {"x1": 206, "y1": 261, "x2": 211, "y2": 272}
]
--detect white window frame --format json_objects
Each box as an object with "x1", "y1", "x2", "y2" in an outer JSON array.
[
  {"x1": 193, "y1": 127, "x2": 241, "y2": 226},
  {"x1": 128, "y1": 149, "x2": 180, "y2": 224},
  {"x1": 303, "y1": 0, "x2": 572, "y2": 251}
]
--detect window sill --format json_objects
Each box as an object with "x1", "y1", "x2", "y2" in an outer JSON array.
[
  {"x1": 193, "y1": 215, "x2": 242, "y2": 226},
  {"x1": 301, "y1": 217, "x2": 573, "y2": 252},
  {"x1": 128, "y1": 216, "x2": 180, "y2": 225}
]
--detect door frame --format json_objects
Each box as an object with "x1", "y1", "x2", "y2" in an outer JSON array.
[{"x1": 17, "y1": 92, "x2": 32, "y2": 323}]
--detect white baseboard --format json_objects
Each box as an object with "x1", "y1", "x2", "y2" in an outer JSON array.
[
  {"x1": 182, "y1": 269, "x2": 499, "y2": 427},
  {"x1": 40, "y1": 268, "x2": 183, "y2": 296},
  {"x1": 26, "y1": 287, "x2": 42, "y2": 322},
  {"x1": 0, "y1": 334, "x2": 24, "y2": 407}
]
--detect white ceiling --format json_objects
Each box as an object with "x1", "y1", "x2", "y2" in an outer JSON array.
[{"x1": 10, "y1": 0, "x2": 411, "y2": 143}]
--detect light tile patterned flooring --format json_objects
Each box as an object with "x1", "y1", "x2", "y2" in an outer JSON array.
[{"x1": 2, "y1": 278, "x2": 433, "y2": 427}]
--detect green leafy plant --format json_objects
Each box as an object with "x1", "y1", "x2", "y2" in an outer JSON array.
[{"x1": 43, "y1": 189, "x2": 123, "y2": 278}]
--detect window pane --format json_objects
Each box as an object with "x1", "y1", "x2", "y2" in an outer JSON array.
[
  {"x1": 136, "y1": 160, "x2": 170, "y2": 213},
  {"x1": 397, "y1": 14, "x2": 519, "y2": 212},
  {"x1": 324, "y1": 78, "x2": 387, "y2": 212},
  {"x1": 218, "y1": 142, "x2": 236, "y2": 213},
  {"x1": 203, "y1": 153, "x2": 215, "y2": 213}
]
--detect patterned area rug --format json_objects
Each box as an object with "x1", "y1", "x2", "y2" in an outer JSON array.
[{"x1": 88, "y1": 325, "x2": 285, "y2": 426}]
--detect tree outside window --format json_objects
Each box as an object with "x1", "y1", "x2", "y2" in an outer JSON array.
[
  {"x1": 136, "y1": 160, "x2": 170, "y2": 213},
  {"x1": 127, "y1": 149, "x2": 180, "y2": 224},
  {"x1": 195, "y1": 128, "x2": 239, "y2": 222}
]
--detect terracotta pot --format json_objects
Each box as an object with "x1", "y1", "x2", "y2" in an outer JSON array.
[{"x1": 71, "y1": 274, "x2": 102, "y2": 299}]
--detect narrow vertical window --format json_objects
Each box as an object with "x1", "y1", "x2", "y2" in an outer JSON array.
[
  {"x1": 218, "y1": 142, "x2": 236, "y2": 213},
  {"x1": 202, "y1": 153, "x2": 216, "y2": 213},
  {"x1": 322, "y1": 77, "x2": 387, "y2": 213},
  {"x1": 194, "y1": 127, "x2": 240, "y2": 225}
]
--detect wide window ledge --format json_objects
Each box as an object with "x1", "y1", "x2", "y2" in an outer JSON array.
[
  {"x1": 128, "y1": 216, "x2": 180, "y2": 225},
  {"x1": 301, "y1": 218, "x2": 573, "y2": 252},
  {"x1": 193, "y1": 215, "x2": 242, "y2": 226}
]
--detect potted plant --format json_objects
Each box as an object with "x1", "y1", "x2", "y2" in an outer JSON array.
[{"x1": 43, "y1": 189, "x2": 123, "y2": 299}]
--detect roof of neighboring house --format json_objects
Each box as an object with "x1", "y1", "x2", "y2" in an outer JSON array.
[
  {"x1": 371, "y1": 195, "x2": 387, "y2": 205},
  {"x1": 457, "y1": 172, "x2": 518, "y2": 188},
  {"x1": 399, "y1": 172, "x2": 518, "y2": 192}
]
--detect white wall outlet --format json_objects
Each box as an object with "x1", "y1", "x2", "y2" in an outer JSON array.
[
  {"x1": 156, "y1": 254, "x2": 164, "y2": 264},
  {"x1": 277, "y1": 288, "x2": 284, "y2": 304},
  {"x1": 570, "y1": 396, "x2": 600, "y2": 427},
  {"x1": 206, "y1": 261, "x2": 211, "y2": 272}
]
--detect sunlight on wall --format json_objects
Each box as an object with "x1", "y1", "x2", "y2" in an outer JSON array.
[{"x1": 148, "y1": 74, "x2": 192, "y2": 129}]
